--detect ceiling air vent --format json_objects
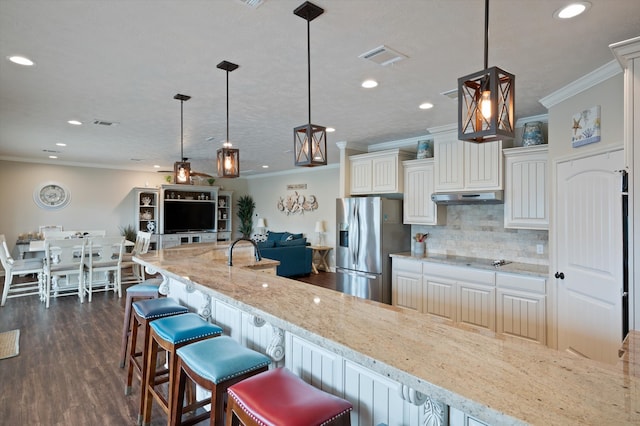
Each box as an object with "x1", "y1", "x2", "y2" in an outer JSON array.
[
  {"x1": 359, "y1": 45, "x2": 407, "y2": 66},
  {"x1": 441, "y1": 88, "x2": 458, "y2": 101},
  {"x1": 235, "y1": 0, "x2": 265, "y2": 8},
  {"x1": 93, "y1": 119, "x2": 117, "y2": 126}
]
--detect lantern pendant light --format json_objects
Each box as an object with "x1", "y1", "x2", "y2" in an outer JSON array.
[
  {"x1": 173, "y1": 93, "x2": 192, "y2": 184},
  {"x1": 293, "y1": 1, "x2": 327, "y2": 167},
  {"x1": 216, "y1": 60, "x2": 240, "y2": 178},
  {"x1": 458, "y1": 0, "x2": 515, "y2": 143}
]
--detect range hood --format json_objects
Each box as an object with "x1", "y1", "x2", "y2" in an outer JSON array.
[{"x1": 431, "y1": 191, "x2": 504, "y2": 205}]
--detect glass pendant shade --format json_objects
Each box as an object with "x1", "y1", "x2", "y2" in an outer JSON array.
[
  {"x1": 294, "y1": 123, "x2": 327, "y2": 167},
  {"x1": 458, "y1": 66, "x2": 515, "y2": 142},
  {"x1": 174, "y1": 161, "x2": 191, "y2": 184},
  {"x1": 217, "y1": 147, "x2": 239, "y2": 178}
]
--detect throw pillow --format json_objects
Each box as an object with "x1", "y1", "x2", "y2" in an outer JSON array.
[
  {"x1": 276, "y1": 237, "x2": 307, "y2": 247},
  {"x1": 256, "y1": 240, "x2": 275, "y2": 249},
  {"x1": 266, "y1": 231, "x2": 286, "y2": 242}
]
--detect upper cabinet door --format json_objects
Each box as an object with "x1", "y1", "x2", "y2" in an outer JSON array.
[
  {"x1": 464, "y1": 140, "x2": 503, "y2": 189},
  {"x1": 434, "y1": 137, "x2": 464, "y2": 190},
  {"x1": 504, "y1": 146, "x2": 549, "y2": 229},
  {"x1": 350, "y1": 158, "x2": 373, "y2": 194},
  {"x1": 403, "y1": 159, "x2": 446, "y2": 225}
]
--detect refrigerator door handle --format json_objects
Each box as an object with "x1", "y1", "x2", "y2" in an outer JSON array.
[{"x1": 337, "y1": 268, "x2": 377, "y2": 280}]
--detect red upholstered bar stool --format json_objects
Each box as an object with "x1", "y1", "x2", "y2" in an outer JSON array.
[
  {"x1": 226, "y1": 367, "x2": 353, "y2": 426},
  {"x1": 119, "y1": 278, "x2": 163, "y2": 368},
  {"x1": 141, "y1": 313, "x2": 224, "y2": 426},
  {"x1": 169, "y1": 335, "x2": 271, "y2": 426},
  {"x1": 125, "y1": 297, "x2": 188, "y2": 401}
]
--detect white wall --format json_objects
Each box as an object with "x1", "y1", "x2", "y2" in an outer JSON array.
[
  {"x1": 0, "y1": 160, "x2": 249, "y2": 255},
  {"x1": 246, "y1": 165, "x2": 340, "y2": 267}
]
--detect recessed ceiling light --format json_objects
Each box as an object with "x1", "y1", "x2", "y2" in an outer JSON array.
[
  {"x1": 153, "y1": 165, "x2": 161, "y2": 168},
  {"x1": 419, "y1": 102, "x2": 434, "y2": 110},
  {"x1": 48, "y1": 155, "x2": 58, "y2": 159},
  {"x1": 361, "y1": 79, "x2": 378, "y2": 89},
  {"x1": 55, "y1": 142, "x2": 67, "y2": 147},
  {"x1": 326, "y1": 127, "x2": 335, "y2": 132},
  {"x1": 262, "y1": 165, "x2": 269, "y2": 168},
  {"x1": 8, "y1": 55, "x2": 34, "y2": 66},
  {"x1": 553, "y1": 2, "x2": 591, "y2": 19},
  {"x1": 67, "y1": 120, "x2": 82, "y2": 126}
]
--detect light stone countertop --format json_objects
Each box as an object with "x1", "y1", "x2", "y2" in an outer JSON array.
[
  {"x1": 135, "y1": 248, "x2": 639, "y2": 425},
  {"x1": 390, "y1": 252, "x2": 549, "y2": 278}
]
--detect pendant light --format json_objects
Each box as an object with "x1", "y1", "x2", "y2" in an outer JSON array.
[
  {"x1": 458, "y1": 0, "x2": 515, "y2": 143},
  {"x1": 216, "y1": 60, "x2": 240, "y2": 178},
  {"x1": 293, "y1": 1, "x2": 327, "y2": 167},
  {"x1": 173, "y1": 93, "x2": 192, "y2": 184}
]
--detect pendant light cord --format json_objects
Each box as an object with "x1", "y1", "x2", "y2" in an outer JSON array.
[
  {"x1": 306, "y1": 17, "x2": 311, "y2": 124},
  {"x1": 484, "y1": 0, "x2": 489, "y2": 70},
  {"x1": 226, "y1": 69, "x2": 230, "y2": 144},
  {"x1": 180, "y1": 99, "x2": 184, "y2": 161}
]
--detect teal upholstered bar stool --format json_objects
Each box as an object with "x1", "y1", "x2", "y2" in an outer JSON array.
[
  {"x1": 141, "y1": 312, "x2": 224, "y2": 426},
  {"x1": 226, "y1": 367, "x2": 353, "y2": 426},
  {"x1": 125, "y1": 297, "x2": 189, "y2": 400},
  {"x1": 119, "y1": 278, "x2": 163, "y2": 368},
  {"x1": 168, "y1": 335, "x2": 271, "y2": 426}
]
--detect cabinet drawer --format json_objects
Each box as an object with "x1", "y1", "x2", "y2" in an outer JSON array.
[
  {"x1": 422, "y1": 262, "x2": 495, "y2": 285},
  {"x1": 496, "y1": 272, "x2": 546, "y2": 294},
  {"x1": 392, "y1": 257, "x2": 422, "y2": 274}
]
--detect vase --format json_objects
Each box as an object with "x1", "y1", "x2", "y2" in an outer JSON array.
[{"x1": 522, "y1": 121, "x2": 545, "y2": 146}]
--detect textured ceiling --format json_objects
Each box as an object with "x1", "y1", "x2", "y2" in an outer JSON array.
[{"x1": 0, "y1": 0, "x2": 638, "y2": 176}]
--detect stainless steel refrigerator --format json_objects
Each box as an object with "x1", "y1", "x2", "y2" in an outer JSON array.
[{"x1": 336, "y1": 197, "x2": 410, "y2": 304}]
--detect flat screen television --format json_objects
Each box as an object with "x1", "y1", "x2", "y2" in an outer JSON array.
[{"x1": 163, "y1": 201, "x2": 215, "y2": 233}]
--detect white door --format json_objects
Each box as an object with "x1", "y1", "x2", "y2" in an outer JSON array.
[{"x1": 556, "y1": 149, "x2": 623, "y2": 364}]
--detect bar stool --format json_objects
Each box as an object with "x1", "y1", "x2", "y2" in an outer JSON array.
[
  {"x1": 119, "y1": 278, "x2": 162, "y2": 368},
  {"x1": 141, "y1": 312, "x2": 224, "y2": 426},
  {"x1": 125, "y1": 297, "x2": 188, "y2": 398},
  {"x1": 226, "y1": 367, "x2": 353, "y2": 426},
  {"x1": 169, "y1": 335, "x2": 272, "y2": 426}
]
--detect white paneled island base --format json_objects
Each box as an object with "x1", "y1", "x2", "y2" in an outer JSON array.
[{"x1": 134, "y1": 246, "x2": 639, "y2": 426}]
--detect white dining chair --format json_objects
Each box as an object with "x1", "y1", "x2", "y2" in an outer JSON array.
[
  {"x1": 0, "y1": 234, "x2": 43, "y2": 306},
  {"x1": 43, "y1": 238, "x2": 86, "y2": 308},
  {"x1": 84, "y1": 236, "x2": 125, "y2": 301},
  {"x1": 121, "y1": 231, "x2": 152, "y2": 285}
]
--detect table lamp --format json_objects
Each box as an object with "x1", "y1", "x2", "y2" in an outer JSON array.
[
  {"x1": 257, "y1": 218, "x2": 267, "y2": 235},
  {"x1": 314, "y1": 220, "x2": 325, "y2": 245}
]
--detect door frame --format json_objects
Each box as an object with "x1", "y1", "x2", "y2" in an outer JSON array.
[{"x1": 550, "y1": 144, "x2": 626, "y2": 350}]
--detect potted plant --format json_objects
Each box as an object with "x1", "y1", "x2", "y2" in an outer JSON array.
[
  {"x1": 120, "y1": 224, "x2": 137, "y2": 253},
  {"x1": 236, "y1": 195, "x2": 255, "y2": 238}
]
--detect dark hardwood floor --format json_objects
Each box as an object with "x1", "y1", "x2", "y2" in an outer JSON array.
[{"x1": 0, "y1": 271, "x2": 336, "y2": 425}]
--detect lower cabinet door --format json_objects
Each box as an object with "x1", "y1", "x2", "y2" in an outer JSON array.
[
  {"x1": 423, "y1": 276, "x2": 457, "y2": 322},
  {"x1": 457, "y1": 281, "x2": 496, "y2": 331},
  {"x1": 497, "y1": 289, "x2": 546, "y2": 344}
]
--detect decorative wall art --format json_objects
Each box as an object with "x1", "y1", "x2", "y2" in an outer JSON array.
[
  {"x1": 572, "y1": 105, "x2": 601, "y2": 148},
  {"x1": 277, "y1": 191, "x2": 318, "y2": 215}
]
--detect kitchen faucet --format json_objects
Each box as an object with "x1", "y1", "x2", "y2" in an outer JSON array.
[{"x1": 228, "y1": 238, "x2": 261, "y2": 266}]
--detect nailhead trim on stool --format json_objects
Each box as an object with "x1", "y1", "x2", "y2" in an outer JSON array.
[
  {"x1": 125, "y1": 297, "x2": 189, "y2": 424},
  {"x1": 226, "y1": 367, "x2": 353, "y2": 426},
  {"x1": 119, "y1": 278, "x2": 162, "y2": 368},
  {"x1": 170, "y1": 336, "x2": 271, "y2": 426},
  {"x1": 141, "y1": 313, "x2": 224, "y2": 426}
]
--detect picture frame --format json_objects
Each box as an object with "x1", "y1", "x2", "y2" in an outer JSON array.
[
  {"x1": 572, "y1": 105, "x2": 601, "y2": 148},
  {"x1": 174, "y1": 161, "x2": 191, "y2": 184}
]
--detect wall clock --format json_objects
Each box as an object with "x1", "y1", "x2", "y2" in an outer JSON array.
[{"x1": 34, "y1": 182, "x2": 71, "y2": 210}]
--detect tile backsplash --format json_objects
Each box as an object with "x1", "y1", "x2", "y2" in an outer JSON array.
[{"x1": 411, "y1": 204, "x2": 549, "y2": 265}]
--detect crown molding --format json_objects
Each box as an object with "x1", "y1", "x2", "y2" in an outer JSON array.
[
  {"x1": 539, "y1": 60, "x2": 621, "y2": 109},
  {"x1": 243, "y1": 162, "x2": 339, "y2": 180},
  {"x1": 610, "y1": 36, "x2": 640, "y2": 69}
]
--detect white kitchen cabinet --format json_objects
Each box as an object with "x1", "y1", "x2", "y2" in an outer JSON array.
[
  {"x1": 496, "y1": 272, "x2": 546, "y2": 345},
  {"x1": 402, "y1": 159, "x2": 446, "y2": 225},
  {"x1": 391, "y1": 258, "x2": 423, "y2": 312},
  {"x1": 350, "y1": 149, "x2": 412, "y2": 195},
  {"x1": 503, "y1": 145, "x2": 549, "y2": 229},
  {"x1": 457, "y1": 281, "x2": 495, "y2": 331},
  {"x1": 433, "y1": 132, "x2": 505, "y2": 192},
  {"x1": 423, "y1": 275, "x2": 457, "y2": 322},
  {"x1": 160, "y1": 232, "x2": 217, "y2": 249}
]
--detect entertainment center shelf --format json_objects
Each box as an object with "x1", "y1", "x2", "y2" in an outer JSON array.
[{"x1": 132, "y1": 184, "x2": 233, "y2": 250}]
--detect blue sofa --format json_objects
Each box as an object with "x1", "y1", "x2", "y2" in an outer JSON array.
[{"x1": 256, "y1": 231, "x2": 312, "y2": 278}]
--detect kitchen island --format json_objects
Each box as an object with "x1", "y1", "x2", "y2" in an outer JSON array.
[{"x1": 135, "y1": 244, "x2": 639, "y2": 425}]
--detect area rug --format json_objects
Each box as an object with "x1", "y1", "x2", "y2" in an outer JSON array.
[{"x1": 0, "y1": 329, "x2": 20, "y2": 360}]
